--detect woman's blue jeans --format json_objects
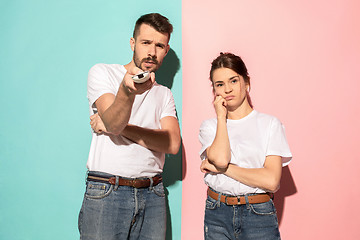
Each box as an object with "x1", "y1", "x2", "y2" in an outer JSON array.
[
  {"x1": 204, "y1": 189, "x2": 281, "y2": 240},
  {"x1": 78, "y1": 171, "x2": 166, "y2": 240}
]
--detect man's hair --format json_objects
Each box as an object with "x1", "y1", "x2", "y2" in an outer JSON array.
[{"x1": 133, "y1": 13, "x2": 173, "y2": 41}]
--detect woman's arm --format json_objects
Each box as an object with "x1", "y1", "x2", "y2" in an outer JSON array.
[
  {"x1": 206, "y1": 96, "x2": 231, "y2": 170},
  {"x1": 224, "y1": 155, "x2": 282, "y2": 192}
]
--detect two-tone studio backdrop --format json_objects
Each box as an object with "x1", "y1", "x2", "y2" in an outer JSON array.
[{"x1": 1, "y1": 0, "x2": 360, "y2": 239}]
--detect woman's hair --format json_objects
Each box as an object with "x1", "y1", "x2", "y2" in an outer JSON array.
[{"x1": 209, "y1": 52, "x2": 253, "y2": 108}]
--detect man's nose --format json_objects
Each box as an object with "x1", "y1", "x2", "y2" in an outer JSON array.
[{"x1": 148, "y1": 44, "x2": 156, "y2": 57}]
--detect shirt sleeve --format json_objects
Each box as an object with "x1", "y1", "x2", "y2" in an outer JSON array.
[
  {"x1": 266, "y1": 117, "x2": 293, "y2": 166},
  {"x1": 160, "y1": 88, "x2": 177, "y2": 119},
  {"x1": 87, "y1": 64, "x2": 116, "y2": 110},
  {"x1": 198, "y1": 120, "x2": 216, "y2": 160}
]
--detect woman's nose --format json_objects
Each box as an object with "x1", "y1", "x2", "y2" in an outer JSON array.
[{"x1": 224, "y1": 84, "x2": 232, "y2": 93}]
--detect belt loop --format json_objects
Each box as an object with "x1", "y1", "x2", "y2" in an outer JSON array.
[
  {"x1": 245, "y1": 195, "x2": 250, "y2": 209},
  {"x1": 114, "y1": 176, "x2": 119, "y2": 191},
  {"x1": 149, "y1": 177, "x2": 154, "y2": 190},
  {"x1": 85, "y1": 170, "x2": 89, "y2": 184},
  {"x1": 270, "y1": 192, "x2": 274, "y2": 200},
  {"x1": 216, "y1": 191, "x2": 222, "y2": 207}
]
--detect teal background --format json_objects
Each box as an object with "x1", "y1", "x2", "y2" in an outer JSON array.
[{"x1": 0, "y1": 1, "x2": 182, "y2": 239}]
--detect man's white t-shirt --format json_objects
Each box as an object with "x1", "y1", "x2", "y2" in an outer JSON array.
[
  {"x1": 199, "y1": 110, "x2": 292, "y2": 195},
  {"x1": 87, "y1": 63, "x2": 177, "y2": 178}
]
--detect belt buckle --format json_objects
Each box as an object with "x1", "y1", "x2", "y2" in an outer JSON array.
[{"x1": 131, "y1": 179, "x2": 138, "y2": 188}]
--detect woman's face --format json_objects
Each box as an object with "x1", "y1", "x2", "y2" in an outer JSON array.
[{"x1": 212, "y1": 67, "x2": 248, "y2": 110}]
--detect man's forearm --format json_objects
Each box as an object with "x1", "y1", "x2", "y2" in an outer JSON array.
[
  {"x1": 98, "y1": 84, "x2": 135, "y2": 135},
  {"x1": 121, "y1": 124, "x2": 180, "y2": 154}
]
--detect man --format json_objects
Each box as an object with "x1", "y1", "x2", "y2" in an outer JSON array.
[{"x1": 78, "y1": 13, "x2": 181, "y2": 240}]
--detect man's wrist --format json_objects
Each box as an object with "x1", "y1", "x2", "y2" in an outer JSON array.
[{"x1": 120, "y1": 81, "x2": 136, "y2": 99}]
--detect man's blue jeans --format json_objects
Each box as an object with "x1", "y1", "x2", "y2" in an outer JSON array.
[
  {"x1": 78, "y1": 171, "x2": 166, "y2": 240},
  {"x1": 204, "y1": 189, "x2": 281, "y2": 240}
]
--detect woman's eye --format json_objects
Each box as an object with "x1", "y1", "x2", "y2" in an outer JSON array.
[
  {"x1": 216, "y1": 84, "x2": 223, "y2": 87},
  {"x1": 232, "y1": 79, "x2": 238, "y2": 84}
]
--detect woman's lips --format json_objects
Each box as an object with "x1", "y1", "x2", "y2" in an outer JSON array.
[{"x1": 225, "y1": 96, "x2": 235, "y2": 101}]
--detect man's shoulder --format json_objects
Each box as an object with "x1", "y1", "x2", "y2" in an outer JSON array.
[{"x1": 89, "y1": 63, "x2": 123, "y2": 72}]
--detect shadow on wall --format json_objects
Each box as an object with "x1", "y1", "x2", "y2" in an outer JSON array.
[
  {"x1": 156, "y1": 48, "x2": 180, "y2": 89},
  {"x1": 163, "y1": 144, "x2": 183, "y2": 240},
  {"x1": 156, "y1": 48, "x2": 182, "y2": 240},
  {"x1": 275, "y1": 166, "x2": 297, "y2": 226}
]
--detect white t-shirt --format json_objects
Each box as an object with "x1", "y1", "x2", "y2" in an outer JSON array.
[
  {"x1": 199, "y1": 110, "x2": 292, "y2": 195},
  {"x1": 86, "y1": 63, "x2": 177, "y2": 178}
]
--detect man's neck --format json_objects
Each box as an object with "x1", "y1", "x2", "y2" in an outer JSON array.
[{"x1": 124, "y1": 61, "x2": 135, "y2": 72}]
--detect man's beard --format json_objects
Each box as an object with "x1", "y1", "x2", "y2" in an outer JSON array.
[{"x1": 133, "y1": 51, "x2": 160, "y2": 72}]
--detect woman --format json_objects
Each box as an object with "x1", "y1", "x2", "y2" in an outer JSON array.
[{"x1": 199, "y1": 52, "x2": 292, "y2": 240}]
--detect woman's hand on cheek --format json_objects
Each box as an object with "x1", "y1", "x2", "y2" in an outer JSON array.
[{"x1": 214, "y1": 95, "x2": 227, "y2": 119}]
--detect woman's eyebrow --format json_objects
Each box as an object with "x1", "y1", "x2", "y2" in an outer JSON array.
[{"x1": 229, "y1": 75, "x2": 239, "y2": 80}]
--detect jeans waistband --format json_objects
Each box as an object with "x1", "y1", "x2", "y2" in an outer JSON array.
[
  {"x1": 207, "y1": 188, "x2": 272, "y2": 205},
  {"x1": 87, "y1": 171, "x2": 162, "y2": 189}
]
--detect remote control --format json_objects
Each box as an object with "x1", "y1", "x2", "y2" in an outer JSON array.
[{"x1": 132, "y1": 71, "x2": 150, "y2": 83}]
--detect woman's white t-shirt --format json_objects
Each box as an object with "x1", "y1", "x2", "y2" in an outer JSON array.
[{"x1": 199, "y1": 110, "x2": 292, "y2": 195}]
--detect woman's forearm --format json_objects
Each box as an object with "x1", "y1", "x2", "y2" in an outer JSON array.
[
  {"x1": 224, "y1": 156, "x2": 282, "y2": 192},
  {"x1": 206, "y1": 117, "x2": 231, "y2": 169}
]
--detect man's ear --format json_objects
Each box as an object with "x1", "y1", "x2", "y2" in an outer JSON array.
[
  {"x1": 130, "y1": 37, "x2": 135, "y2": 52},
  {"x1": 164, "y1": 44, "x2": 170, "y2": 56}
]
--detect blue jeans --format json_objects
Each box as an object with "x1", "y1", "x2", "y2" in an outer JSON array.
[
  {"x1": 78, "y1": 171, "x2": 166, "y2": 240},
  {"x1": 204, "y1": 189, "x2": 281, "y2": 240}
]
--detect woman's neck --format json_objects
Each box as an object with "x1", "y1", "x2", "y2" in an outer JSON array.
[{"x1": 227, "y1": 101, "x2": 253, "y2": 120}]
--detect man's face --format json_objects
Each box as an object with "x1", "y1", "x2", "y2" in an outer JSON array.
[{"x1": 131, "y1": 24, "x2": 170, "y2": 72}]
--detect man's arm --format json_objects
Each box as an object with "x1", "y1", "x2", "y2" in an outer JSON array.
[
  {"x1": 121, "y1": 116, "x2": 181, "y2": 154},
  {"x1": 95, "y1": 71, "x2": 155, "y2": 135},
  {"x1": 89, "y1": 113, "x2": 181, "y2": 154}
]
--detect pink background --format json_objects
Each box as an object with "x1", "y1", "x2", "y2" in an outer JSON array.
[{"x1": 182, "y1": 0, "x2": 360, "y2": 239}]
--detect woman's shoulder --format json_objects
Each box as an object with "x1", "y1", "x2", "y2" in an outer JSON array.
[
  {"x1": 254, "y1": 110, "x2": 284, "y2": 129},
  {"x1": 200, "y1": 118, "x2": 217, "y2": 129},
  {"x1": 254, "y1": 110, "x2": 280, "y2": 121}
]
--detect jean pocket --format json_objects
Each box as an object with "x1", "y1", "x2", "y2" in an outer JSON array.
[
  {"x1": 205, "y1": 196, "x2": 219, "y2": 210},
  {"x1": 85, "y1": 182, "x2": 113, "y2": 199},
  {"x1": 250, "y1": 199, "x2": 276, "y2": 216},
  {"x1": 152, "y1": 182, "x2": 165, "y2": 197}
]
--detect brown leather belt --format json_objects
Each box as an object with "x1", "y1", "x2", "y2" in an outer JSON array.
[
  {"x1": 208, "y1": 188, "x2": 272, "y2": 205},
  {"x1": 87, "y1": 174, "x2": 162, "y2": 188}
]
